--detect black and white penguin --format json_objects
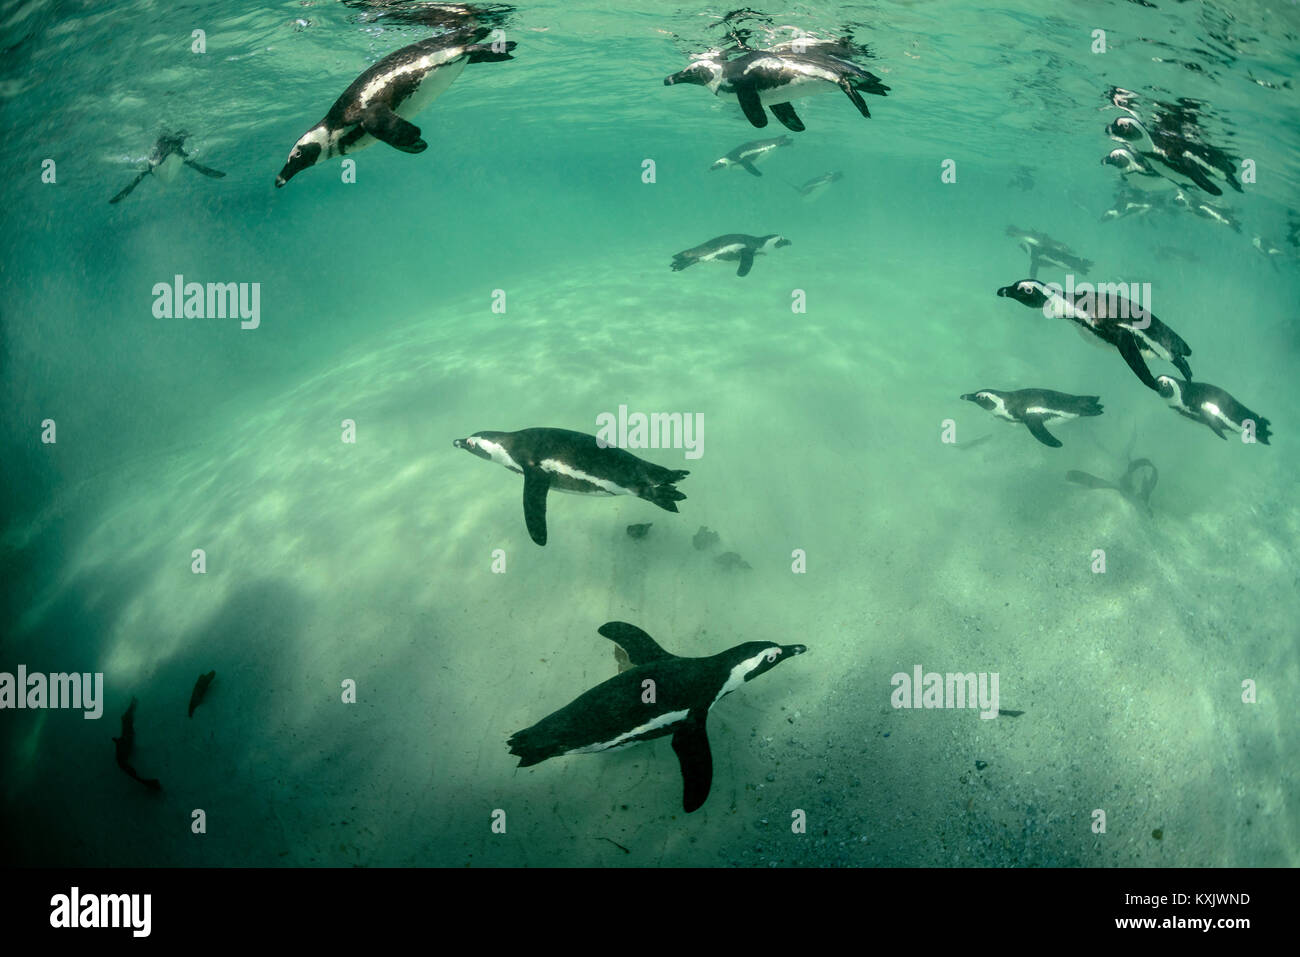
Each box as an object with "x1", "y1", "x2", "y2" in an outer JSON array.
[
  {"x1": 1106, "y1": 115, "x2": 1241, "y2": 196},
  {"x1": 108, "y1": 131, "x2": 225, "y2": 204},
  {"x1": 508, "y1": 621, "x2": 807, "y2": 813},
  {"x1": 1005, "y1": 226, "x2": 1094, "y2": 279},
  {"x1": 960, "y1": 389, "x2": 1103, "y2": 448},
  {"x1": 1154, "y1": 376, "x2": 1272, "y2": 444},
  {"x1": 1172, "y1": 190, "x2": 1241, "y2": 232},
  {"x1": 1101, "y1": 147, "x2": 1185, "y2": 193},
  {"x1": 793, "y1": 170, "x2": 843, "y2": 198},
  {"x1": 996, "y1": 279, "x2": 1193, "y2": 390},
  {"x1": 452, "y1": 428, "x2": 688, "y2": 546},
  {"x1": 664, "y1": 49, "x2": 888, "y2": 131},
  {"x1": 709, "y1": 135, "x2": 793, "y2": 176},
  {"x1": 275, "y1": 26, "x2": 515, "y2": 187},
  {"x1": 671, "y1": 233, "x2": 790, "y2": 277}
]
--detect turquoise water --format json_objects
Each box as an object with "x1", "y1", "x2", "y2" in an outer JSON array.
[{"x1": 1, "y1": 0, "x2": 1296, "y2": 866}]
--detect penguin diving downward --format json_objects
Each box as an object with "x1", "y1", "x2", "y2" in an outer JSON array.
[
  {"x1": 710, "y1": 135, "x2": 792, "y2": 176},
  {"x1": 453, "y1": 428, "x2": 689, "y2": 546},
  {"x1": 508, "y1": 621, "x2": 807, "y2": 813},
  {"x1": 109, "y1": 131, "x2": 225, "y2": 204},
  {"x1": 1005, "y1": 226, "x2": 1094, "y2": 280},
  {"x1": 1154, "y1": 376, "x2": 1272, "y2": 445},
  {"x1": 672, "y1": 233, "x2": 790, "y2": 276},
  {"x1": 664, "y1": 49, "x2": 888, "y2": 131},
  {"x1": 996, "y1": 279, "x2": 1193, "y2": 391},
  {"x1": 275, "y1": 26, "x2": 515, "y2": 187},
  {"x1": 112, "y1": 697, "x2": 161, "y2": 791},
  {"x1": 961, "y1": 388, "x2": 1103, "y2": 448},
  {"x1": 793, "y1": 170, "x2": 843, "y2": 199}
]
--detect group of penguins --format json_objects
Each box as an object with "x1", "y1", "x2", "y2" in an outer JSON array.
[
  {"x1": 1098, "y1": 85, "x2": 1297, "y2": 266},
  {"x1": 104, "y1": 3, "x2": 1272, "y2": 817}
]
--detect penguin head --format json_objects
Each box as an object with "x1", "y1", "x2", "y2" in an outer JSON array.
[
  {"x1": 1153, "y1": 375, "x2": 1182, "y2": 403},
  {"x1": 1101, "y1": 147, "x2": 1142, "y2": 173},
  {"x1": 276, "y1": 127, "x2": 328, "y2": 188},
  {"x1": 762, "y1": 234, "x2": 792, "y2": 250},
  {"x1": 722, "y1": 642, "x2": 806, "y2": 688},
  {"x1": 1106, "y1": 116, "x2": 1145, "y2": 142},
  {"x1": 708, "y1": 157, "x2": 732, "y2": 171},
  {"x1": 960, "y1": 391, "x2": 999, "y2": 411},
  {"x1": 664, "y1": 60, "x2": 722, "y2": 88},
  {"x1": 996, "y1": 279, "x2": 1049, "y2": 307},
  {"x1": 453, "y1": 431, "x2": 499, "y2": 461}
]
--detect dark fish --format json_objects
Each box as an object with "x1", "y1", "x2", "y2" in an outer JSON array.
[
  {"x1": 189, "y1": 670, "x2": 216, "y2": 717},
  {"x1": 626, "y1": 523, "x2": 652, "y2": 539},
  {"x1": 113, "y1": 697, "x2": 162, "y2": 791}
]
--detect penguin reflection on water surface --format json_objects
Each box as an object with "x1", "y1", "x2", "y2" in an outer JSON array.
[
  {"x1": 453, "y1": 428, "x2": 689, "y2": 546},
  {"x1": 508, "y1": 622, "x2": 807, "y2": 813}
]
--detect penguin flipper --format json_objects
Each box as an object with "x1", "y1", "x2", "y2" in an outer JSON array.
[
  {"x1": 1177, "y1": 158, "x2": 1222, "y2": 196},
  {"x1": 839, "y1": 79, "x2": 871, "y2": 118},
  {"x1": 1115, "y1": 333, "x2": 1159, "y2": 390},
  {"x1": 1023, "y1": 416, "x2": 1063, "y2": 448},
  {"x1": 736, "y1": 248, "x2": 755, "y2": 277},
  {"x1": 1027, "y1": 247, "x2": 1041, "y2": 280},
  {"x1": 769, "y1": 102, "x2": 805, "y2": 132},
  {"x1": 597, "y1": 622, "x2": 676, "y2": 664},
  {"x1": 184, "y1": 159, "x2": 226, "y2": 179},
  {"x1": 360, "y1": 105, "x2": 428, "y2": 154},
  {"x1": 672, "y1": 713, "x2": 713, "y2": 813},
  {"x1": 736, "y1": 87, "x2": 768, "y2": 128},
  {"x1": 521, "y1": 467, "x2": 550, "y2": 546},
  {"x1": 108, "y1": 170, "x2": 149, "y2": 204},
  {"x1": 1173, "y1": 354, "x2": 1193, "y2": 380},
  {"x1": 740, "y1": 160, "x2": 763, "y2": 177}
]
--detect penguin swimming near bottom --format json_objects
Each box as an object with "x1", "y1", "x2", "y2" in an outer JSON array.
[
  {"x1": 508, "y1": 621, "x2": 807, "y2": 813},
  {"x1": 664, "y1": 49, "x2": 888, "y2": 131},
  {"x1": 1154, "y1": 376, "x2": 1272, "y2": 445},
  {"x1": 793, "y1": 170, "x2": 843, "y2": 199},
  {"x1": 671, "y1": 233, "x2": 790, "y2": 276},
  {"x1": 996, "y1": 279, "x2": 1193, "y2": 390},
  {"x1": 961, "y1": 388, "x2": 1103, "y2": 448},
  {"x1": 275, "y1": 26, "x2": 516, "y2": 187},
  {"x1": 1067, "y1": 457, "x2": 1159, "y2": 516},
  {"x1": 710, "y1": 135, "x2": 792, "y2": 176},
  {"x1": 108, "y1": 131, "x2": 225, "y2": 204},
  {"x1": 112, "y1": 697, "x2": 162, "y2": 791},
  {"x1": 453, "y1": 428, "x2": 689, "y2": 546}
]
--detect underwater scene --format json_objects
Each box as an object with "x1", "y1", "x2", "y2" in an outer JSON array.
[{"x1": 1, "y1": 0, "x2": 1297, "y2": 870}]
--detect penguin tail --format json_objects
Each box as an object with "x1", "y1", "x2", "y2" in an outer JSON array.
[
  {"x1": 465, "y1": 42, "x2": 516, "y2": 63},
  {"x1": 646, "y1": 482, "x2": 687, "y2": 513},
  {"x1": 1082, "y1": 396, "x2": 1104, "y2": 417},
  {"x1": 507, "y1": 730, "x2": 549, "y2": 768},
  {"x1": 1253, "y1": 417, "x2": 1272, "y2": 445}
]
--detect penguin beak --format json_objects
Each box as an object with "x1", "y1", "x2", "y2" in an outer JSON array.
[
  {"x1": 959, "y1": 393, "x2": 976, "y2": 402},
  {"x1": 996, "y1": 286, "x2": 1011, "y2": 297},
  {"x1": 785, "y1": 644, "x2": 807, "y2": 656},
  {"x1": 453, "y1": 438, "x2": 467, "y2": 449}
]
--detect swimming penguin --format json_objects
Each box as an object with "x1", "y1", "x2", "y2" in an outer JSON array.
[
  {"x1": 275, "y1": 26, "x2": 515, "y2": 187},
  {"x1": 1172, "y1": 190, "x2": 1241, "y2": 232},
  {"x1": 112, "y1": 697, "x2": 162, "y2": 791},
  {"x1": 1106, "y1": 116, "x2": 1241, "y2": 196},
  {"x1": 1005, "y1": 226, "x2": 1094, "y2": 279},
  {"x1": 1154, "y1": 376, "x2": 1272, "y2": 444},
  {"x1": 793, "y1": 170, "x2": 843, "y2": 198},
  {"x1": 671, "y1": 233, "x2": 790, "y2": 276},
  {"x1": 108, "y1": 131, "x2": 225, "y2": 204},
  {"x1": 453, "y1": 428, "x2": 689, "y2": 546},
  {"x1": 1101, "y1": 147, "x2": 1187, "y2": 193},
  {"x1": 188, "y1": 670, "x2": 215, "y2": 718},
  {"x1": 507, "y1": 621, "x2": 807, "y2": 813},
  {"x1": 996, "y1": 279, "x2": 1193, "y2": 390},
  {"x1": 960, "y1": 389, "x2": 1103, "y2": 448},
  {"x1": 664, "y1": 49, "x2": 888, "y2": 131},
  {"x1": 710, "y1": 135, "x2": 792, "y2": 176}
]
